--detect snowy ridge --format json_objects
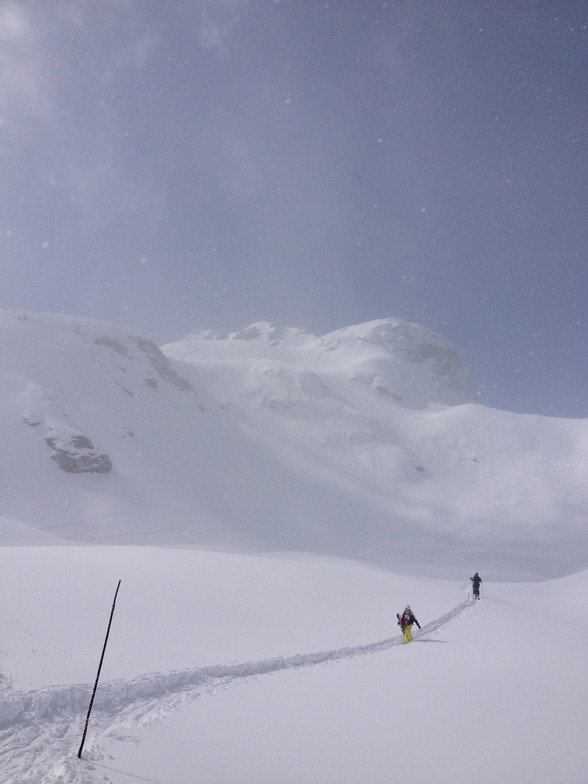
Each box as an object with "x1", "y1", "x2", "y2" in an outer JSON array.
[
  {"x1": 0, "y1": 600, "x2": 474, "y2": 784},
  {"x1": 2, "y1": 308, "x2": 587, "y2": 579}
]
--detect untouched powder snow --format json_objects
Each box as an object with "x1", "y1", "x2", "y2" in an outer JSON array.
[{"x1": 1, "y1": 547, "x2": 587, "y2": 784}]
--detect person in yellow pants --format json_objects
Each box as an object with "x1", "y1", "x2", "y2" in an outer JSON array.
[{"x1": 397, "y1": 605, "x2": 421, "y2": 643}]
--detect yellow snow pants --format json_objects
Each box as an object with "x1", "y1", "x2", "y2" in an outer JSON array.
[{"x1": 404, "y1": 624, "x2": 414, "y2": 642}]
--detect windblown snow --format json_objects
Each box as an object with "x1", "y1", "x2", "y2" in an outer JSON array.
[{"x1": 0, "y1": 308, "x2": 587, "y2": 784}]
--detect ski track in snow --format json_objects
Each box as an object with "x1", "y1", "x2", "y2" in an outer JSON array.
[{"x1": 0, "y1": 600, "x2": 474, "y2": 784}]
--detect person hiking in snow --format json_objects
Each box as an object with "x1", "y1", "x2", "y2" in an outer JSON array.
[
  {"x1": 397, "y1": 605, "x2": 421, "y2": 643},
  {"x1": 470, "y1": 572, "x2": 482, "y2": 600}
]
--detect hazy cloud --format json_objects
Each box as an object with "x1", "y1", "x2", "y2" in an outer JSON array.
[
  {"x1": 194, "y1": 0, "x2": 243, "y2": 55},
  {"x1": 0, "y1": 1, "x2": 52, "y2": 137}
]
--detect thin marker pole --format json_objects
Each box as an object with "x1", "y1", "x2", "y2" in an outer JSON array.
[{"x1": 78, "y1": 579, "x2": 121, "y2": 760}]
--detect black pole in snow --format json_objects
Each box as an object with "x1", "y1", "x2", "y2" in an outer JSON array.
[{"x1": 77, "y1": 579, "x2": 121, "y2": 760}]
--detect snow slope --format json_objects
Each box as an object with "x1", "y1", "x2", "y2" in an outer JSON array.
[
  {"x1": 1, "y1": 308, "x2": 587, "y2": 580},
  {"x1": 1, "y1": 546, "x2": 587, "y2": 784}
]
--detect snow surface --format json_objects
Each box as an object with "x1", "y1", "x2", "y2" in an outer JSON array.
[
  {"x1": 1, "y1": 308, "x2": 587, "y2": 783},
  {"x1": 1, "y1": 547, "x2": 587, "y2": 784}
]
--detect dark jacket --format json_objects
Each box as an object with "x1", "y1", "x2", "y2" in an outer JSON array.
[
  {"x1": 471, "y1": 574, "x2": 482, "y2": 590},
  {"x1": 398, "y1": 611, "x2": 420, "y2": 630}
]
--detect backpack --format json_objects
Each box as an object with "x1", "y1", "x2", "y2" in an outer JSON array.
[{"x1": 398, "y1": 612, "x2": 411, "y2": 628}]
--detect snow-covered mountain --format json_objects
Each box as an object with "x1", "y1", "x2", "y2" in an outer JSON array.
[{"x1": 1, "y1": 307, "x2": 586, "y2": 579}]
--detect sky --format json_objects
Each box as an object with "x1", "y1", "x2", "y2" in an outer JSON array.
[{"x1": 0, "y1": 0, "x2": 586, "y2": 417}]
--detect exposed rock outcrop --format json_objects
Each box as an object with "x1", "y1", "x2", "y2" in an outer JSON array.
[{"x1": 45, "y1": 433, "x2": 112, "y2": 473}]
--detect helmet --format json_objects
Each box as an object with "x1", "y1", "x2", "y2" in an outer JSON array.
[{"x1": 405, "y1": 605, "x2": 411, "y2": 611}]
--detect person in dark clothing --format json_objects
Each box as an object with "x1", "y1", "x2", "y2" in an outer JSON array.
[
  {"x1": 470, "y1": 572, "x2": 482, "y2": 600},
  {"x1": 397, "y1": 605, "x2": 421, "y2": 643}
]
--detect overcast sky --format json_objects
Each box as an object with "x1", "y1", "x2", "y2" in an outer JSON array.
[{"x1": 0, "y1": 0, "x2": 586, "y2": 416}]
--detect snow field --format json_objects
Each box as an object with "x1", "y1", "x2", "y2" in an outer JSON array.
[{"x1": 1, "y1": 546, "x2": 587, "y2": 783}]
